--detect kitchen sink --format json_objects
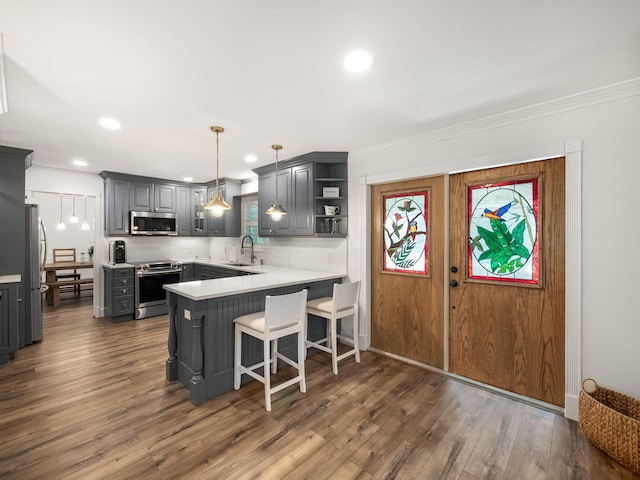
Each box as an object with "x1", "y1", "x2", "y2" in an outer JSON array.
[{"x1": 223, "y1": 262, "x2": 254, "y2": 267}]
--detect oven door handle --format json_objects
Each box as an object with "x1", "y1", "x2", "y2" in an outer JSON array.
[{"x1": 136, "y1": 269, "x2": 182, "y2": 277}]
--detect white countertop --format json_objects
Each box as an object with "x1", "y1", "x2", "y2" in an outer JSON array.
[
  {"x1": 163, "y1": 262, "x2": 345, "y2": 301},
  {"x1": 0, "y1": 274, "x2": 21, "y2": 284}
]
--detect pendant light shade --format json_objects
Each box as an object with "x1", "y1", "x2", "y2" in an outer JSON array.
[
  {"x1": 56, "y1": 194, "x2": 66, "y2": 231},
  {"x1": 204, "y1": 125, "x2": 231, "y2": 217},
  {"x1": 266, "y1": 144, "x2": 288, "y2": 221},
  {"x1": 81, "y1": 195, "x2": 91, "y2": 231},
  {"x1": 69, "y1": 195, "x2": 79, "y2": 223}
]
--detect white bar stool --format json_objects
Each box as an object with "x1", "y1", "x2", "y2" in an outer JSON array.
[
  {"x1": 233, "y1": 289, "x2": 308, "y2": 412},
  {"x1": 305, "y1": 281, "x2": 360, "y2": 375}
]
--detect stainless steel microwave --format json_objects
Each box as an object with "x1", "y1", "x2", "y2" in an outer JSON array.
[{"x1": 130, "y1": 211, "x2": 178, "y2": 236}]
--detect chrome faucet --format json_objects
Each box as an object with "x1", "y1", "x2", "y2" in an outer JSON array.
[{"x1": 241, "y1": 235, "x2": 255, "y2": 264}]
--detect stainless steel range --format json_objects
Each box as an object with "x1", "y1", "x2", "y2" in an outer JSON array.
[{"x1": 134, "y1": 260, "x2": 183, "y2": 319}]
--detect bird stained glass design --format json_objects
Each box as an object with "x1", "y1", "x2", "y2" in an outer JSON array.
[
  {"x1": 383, "y1": 191, "x2": 428, "y2": 275},
  {"x1": 468, "y1": 178, "x2": 539, "y2": 284}
]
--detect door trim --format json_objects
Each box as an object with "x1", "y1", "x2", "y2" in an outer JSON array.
[{"x1": 359, "y1": 140, "x2": 582, "y2": 419}]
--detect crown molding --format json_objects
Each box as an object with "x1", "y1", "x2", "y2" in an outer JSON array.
[{"x1": 354, "y1": 77, "x2": 640, "y2": 156}]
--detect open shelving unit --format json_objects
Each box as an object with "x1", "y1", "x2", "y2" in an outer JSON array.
[{"x1": 314, "y1": 161, "x2": 348, "y2": 237}]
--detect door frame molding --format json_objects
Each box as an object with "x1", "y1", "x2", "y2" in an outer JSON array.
[{"x1": 359, "y1": 140, "x2": 582, "y2": 419}]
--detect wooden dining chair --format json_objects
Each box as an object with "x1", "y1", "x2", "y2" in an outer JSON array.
[{"x1": 53, "y1": 248, "x2": 81, "y2": 295}]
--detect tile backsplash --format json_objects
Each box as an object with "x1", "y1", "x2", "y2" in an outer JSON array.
[{"x1": 106, "y1": 235, "x2": 347, "y2": 274}]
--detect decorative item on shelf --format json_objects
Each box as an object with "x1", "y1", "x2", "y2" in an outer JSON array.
[
  {"x1": 323, "y1": 187, "x2": 340, "y2": 198},
  {"x1": 324, "y1": 205, "x2": 340, "y2": 216},
  {"x1": 204, "y1": 125, "x2": 231, "y2": 217},
  {"x1": 87, "y1": 244, "x2": 94, "y2": 262},
  {"x1": 265, "y1": 144, "x2": 288, "y2": 221},
  {"x1": 56, "y1": 194, "x2": 66, "y2": 231}
]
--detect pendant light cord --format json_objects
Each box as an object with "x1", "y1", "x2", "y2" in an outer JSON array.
[{"x1": 215, "y1": 129, "x2": 220, "y2": 198}]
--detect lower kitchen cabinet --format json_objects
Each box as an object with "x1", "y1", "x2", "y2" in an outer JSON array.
[
  {"x1": 192, "y1": 264, "x2": 256, "y2": 280},
  {"x1": 0, "y1": 282, "x2": 19, "y2": 365},
  {"x1": 103, "y1": 267, "x2": 135, "y2": 320}
]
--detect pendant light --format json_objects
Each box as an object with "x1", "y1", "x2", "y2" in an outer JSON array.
[
  {"x1": 69, "y1": 195, "x2": 79, "y2": 223},
  {"x1": 81, "y1": 196, "x2": 91, "y2": 231},
  {"x1": 265, "y1": 144, "x2": 288, "y2": 221},
  {"x1": 204, "y1": 125, "x2": 231, "y2": 217},
  {"x1": 56, "y1": 194, "x2": 66, "y2": 231}
]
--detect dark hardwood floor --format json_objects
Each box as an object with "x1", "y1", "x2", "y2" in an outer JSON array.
[{"x1": 0, "y1": 295, "x2": 637, "y2": 479}]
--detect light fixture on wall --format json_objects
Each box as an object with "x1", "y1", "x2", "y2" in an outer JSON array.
[
  {"x1": 204, "y1": 125, "x2": 231, "y2": 217},
  {"x1": 69, "y1": 195, "x2": 79, "y2": 223},
  {"x1": 265, "y1": 144, "x2": 288, "y2": 221},
  {"x1": 56, "y1": 194, "x2": 66, "y2": 231},
  {"x1": 81, "y1": 196, "x2": 91, "y2": 231}
]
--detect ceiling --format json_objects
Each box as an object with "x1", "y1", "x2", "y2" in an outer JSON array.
[{"x1": 1, "y1": 1, "x2": 639, "y2": 183}]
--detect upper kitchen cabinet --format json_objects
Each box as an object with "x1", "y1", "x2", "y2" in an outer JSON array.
[
  {"x1": 0, "y1": 146, "x2": 32, "y2": 275},
  {"x1": 101, "y1": 171, "x2": 242, "y2": 237},
  {"x1": 130, "y1": 180, "x2": 176, "y2": 213},
  {"x1": 206, "y1": 178, "x2": 241, "y2": 237},
  {"x1": 103, "y1": 175, "x2": 130, "y2": 235},
  {"x1": 258, "y1": 169, "x2": 291, "y2": 236},
  {"x1": 190, "y1": 187, "x2": 208, "y2": 236},
  {"x1": 175, "y1": 186, "x2": 192, "y2": 236},
  {"x1": 253, "y1": 152, "x2": 347, "y2": 237}
]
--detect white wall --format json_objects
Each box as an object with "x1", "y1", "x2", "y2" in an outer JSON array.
[
  {"x1": 25, "y1": 167, "x2": 104, "y2": 316},
  {"x1": 347, "y1": 80, "x2": 640, "y2": 405}
]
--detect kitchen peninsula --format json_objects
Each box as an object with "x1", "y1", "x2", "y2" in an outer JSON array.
[{"x1": 163, "y1": 262, "x2": 344, "y2": 405}]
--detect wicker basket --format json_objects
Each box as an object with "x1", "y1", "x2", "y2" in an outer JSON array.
[{"x1": 578, "y1": 379, "x2": 640, "y2": 475}]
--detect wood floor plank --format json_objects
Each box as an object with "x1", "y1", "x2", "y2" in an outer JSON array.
[{"x1": 0, "y1": 298, "x2": 637, "y2": 479}]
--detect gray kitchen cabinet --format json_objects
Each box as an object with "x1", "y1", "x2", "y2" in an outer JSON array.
[
  {"x1": 206, "y1": 179, "x2": 241, "y2": 237},
  {"x1": 181, "y1": 263, "x2": 194, "y2": 281},
  {"x1": 191, "y1": 187, "x2": 208, "y2": 236},
  {"x1": 193, "y1": 264, "x2": 256, "y2": 280},
  {"x1": 100, "y1": 171, "x2": 241, "y2": 237},
  {"x1": 103, "y1": 267, "x2": 135, "y2": 320},
  {"x1": 258, "y1": 169, "x2": 291, "y2": 236},
  {"x1": 255, "y1": 154, "x2": 333, "y2": 236},
  {"x1": 1, "y1": 146, "x2": 32, "y2": 275},
  {"x1": 290, "y1": 163, "x2": 314, "y2": 235},
  {"x1": 102, "y1": 174, "x2": 130, "y2": 236},
  {"x1": 0, "y1": 282, "x2": 19, "y2": 365},
  {"x1": 176, "y1": 186, "x2": 191, "y2": 236},
  {"x1": 258, "y1": 163, "x2": 313, "y2": 236},
  {"x1": 130, "y1": 181, "x2": 176, "y2": 213}
]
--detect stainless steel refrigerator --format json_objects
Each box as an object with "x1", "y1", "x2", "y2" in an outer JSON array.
[{"x1": 23, "y1": 204, "x2": 44, "y2": 344}]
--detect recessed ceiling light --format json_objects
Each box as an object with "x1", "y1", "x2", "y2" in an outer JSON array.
[
  {"x1": 244, "y1": 154, "x2": 257, "y2": 163},
  {"x1": 344, "y1": 50, "x2": 373, "y2": 73},
  {"x1": 98, "y1": 117, "x2": 121, "y2": 130},
  {"x1": 183, "y1": 177, "x2": 193, "y2": 182},
  {"x1": 72, "y1": 159, "x2": 88, "y2": 167}
]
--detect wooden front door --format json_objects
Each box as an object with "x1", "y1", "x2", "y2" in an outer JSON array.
[
  {"x1": 370, "y1": 157, "x2": 565, "y2": 407},
  {"x1": 371, "y1": 176, "x2": 445, "y2": 368},
  {"x1": 449, "y1": 157, "x2": 565, "y2": 406}
]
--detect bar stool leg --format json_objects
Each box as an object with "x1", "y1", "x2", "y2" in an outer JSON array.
[
  {"x1": 234, "y1": 329, "x2": 242, "y2": 390},
  {"x1": 264, "y1": 339, "x2": 272, "y2": 412},
  {"x1": 331, "y1": 317, "x2": 338, "y2": 375}
]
